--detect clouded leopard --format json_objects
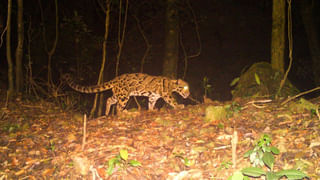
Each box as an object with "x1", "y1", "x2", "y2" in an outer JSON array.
[{"x1": 62, "y1": 73, "x2": 190, "y2": 115}]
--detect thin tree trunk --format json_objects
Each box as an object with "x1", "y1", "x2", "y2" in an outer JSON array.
[
  {"x1": 90, "y1": 0, "x2": 110, "y2": 117},
  {"x1": 47, "y1": 0, "x2": 59, "y2": 89},
  {"x1": 162, "y1": 0, "x2": 179, "y2": 79},
  {"x1": 6, "y1": 0, "x2": 14, "y2": 98},
  {"x1": 115, "y1": 0, "x2": 128, "y2": 76},
  {"x1": 39, "y1": 0, "x2": 59, "y2": 91},
  {"x1": 15, "y1": 0, "x2": 24, "y2": 93},
  {"x1": 300, "y1": 1, "x2": 320, "y2": 85},
  {"x1": 271, "y1": 0, "x2": 285, "y2": 73}
]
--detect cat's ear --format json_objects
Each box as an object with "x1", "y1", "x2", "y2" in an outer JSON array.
[
  {"x1": 171, "y1": 79, "x2": 179, "y2": 84},
  {"x1": 177, "y1": 79, "x2": 185, "y2": 84}
]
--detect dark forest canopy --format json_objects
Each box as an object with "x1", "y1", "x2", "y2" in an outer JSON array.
[{"x1": 0, "y1": 0, "x2": 320, "y2": 101}]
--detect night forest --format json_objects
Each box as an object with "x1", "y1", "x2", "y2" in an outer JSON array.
[{"x1": 0, "y1": 0, "x2": 319, "y2": 179}]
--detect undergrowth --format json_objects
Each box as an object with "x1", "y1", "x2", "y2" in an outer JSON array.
[{"x1": 229, "y1": 134, "x2": 308, "y2": 180}]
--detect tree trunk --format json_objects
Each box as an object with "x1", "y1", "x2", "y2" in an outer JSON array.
[
  {"x1": 300, "y1": 1, "x2": 320, "y2": 86},
  {"x1": 6, "y1": 0, "x2": 14, "y2": 98},
  {"x1": 47, "y1": 0, "x2": 59, "y2": 89},
  {"x1": 271, "y1": 0, "x2": 285, "y2": 73},
  {"x1": 15, "y1": 0, "x2": 24, "y2": 93},
  {"x1": 162, "y1": 0, "x2": 179, "y2": 79},
  {"x1": 90, "y1": 0, "x2": 110, "y2": 117},
  {"x1": 38, "y1": 0, "x2": 59, "y2": 90}
]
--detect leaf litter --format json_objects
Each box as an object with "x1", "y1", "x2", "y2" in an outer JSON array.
[{"x1": 0, "y1": 97, "x2": 319, "y2": 179}]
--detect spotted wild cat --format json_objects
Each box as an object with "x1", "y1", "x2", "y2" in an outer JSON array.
[{"x1": 63, "y1": 73, "x2": 190, "y2": 115}]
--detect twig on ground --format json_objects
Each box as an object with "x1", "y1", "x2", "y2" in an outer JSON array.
[
  {"x1": 231, "y1": 131, "x2": 238, "y2": 169},
  {"x1": 246, "y1": 99, "x2": 272, "y2": 108},
  {"x1": 82, "y1": 114, "x2": 87, "y2": 151},
  {"x1": 281, "y1": 86, "x2": 320, "y2": 105}
]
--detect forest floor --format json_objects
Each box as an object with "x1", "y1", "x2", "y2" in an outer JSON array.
[{"x1": 0, "y1": 96, "x2": 319, "y2": 179}]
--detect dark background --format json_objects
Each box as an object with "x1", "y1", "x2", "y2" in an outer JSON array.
[{"x1": 0, "y1": 0, "x2": 318, "y2": 101}]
